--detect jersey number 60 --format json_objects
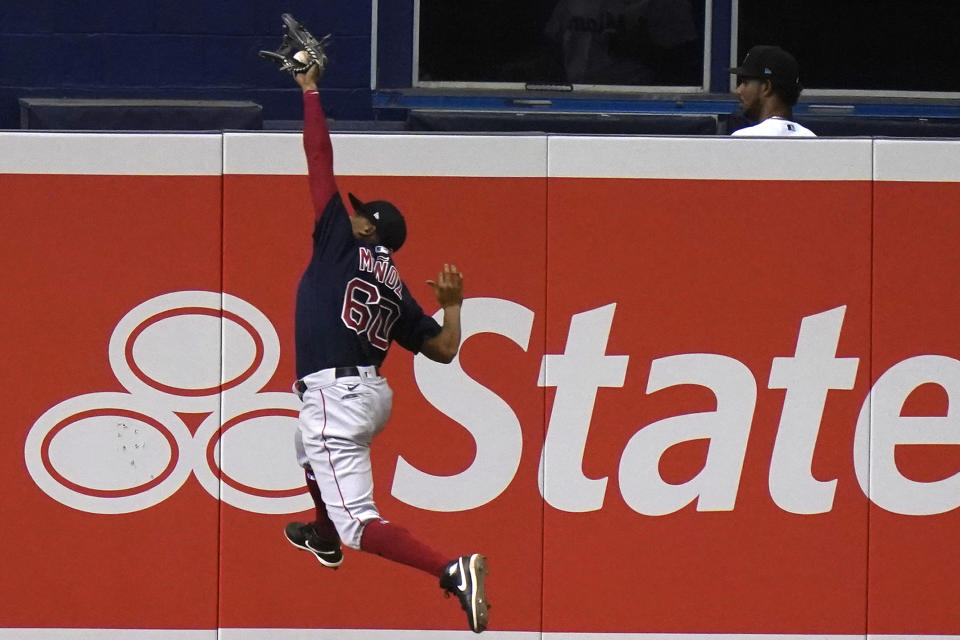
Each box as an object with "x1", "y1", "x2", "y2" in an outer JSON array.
[{"x1": 341, "y1": 278, "x2": 400, "y2": 351}]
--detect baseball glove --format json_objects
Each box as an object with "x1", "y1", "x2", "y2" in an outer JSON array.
[{"x1": 258, "y1": 13, "x2": 331, "y2": 76}]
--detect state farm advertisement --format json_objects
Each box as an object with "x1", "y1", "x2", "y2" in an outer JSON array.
[{"x1": 2, "y1": 133, "x2": 957, "y2": 638}]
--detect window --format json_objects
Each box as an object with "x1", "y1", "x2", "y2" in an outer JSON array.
[
  {"x1": 736, "y1": 0, "x2": 960, "y2": 95},
  {"x1": 416, "y1": 0, "x2": 710, "y2": 90}
]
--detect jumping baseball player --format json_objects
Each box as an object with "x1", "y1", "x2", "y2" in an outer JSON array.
[
  {"x1": 729, "y1": 45, "x2": 815, "y2": 137},
  {"x1": 260, "y1": 14, "x2": 489, "y2": 634}
]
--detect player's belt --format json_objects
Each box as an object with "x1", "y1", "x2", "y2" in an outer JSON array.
[
  {"x1": 333, "y1": 366, "x2": 378, "y2": 378},
  {"x1": 294, "y1": 365, "x2": 381, "y2": 396}
]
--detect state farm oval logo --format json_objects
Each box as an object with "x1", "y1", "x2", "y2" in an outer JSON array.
[
  {"x1": 25, "y1": 291, "x2": 311, "y2": 515},
  {"x1": 193, "y1": 394, "x2": 308, "y2": 515},
  {"x1": 124, "y1": 307, "x2": 264, "y2": 396},
  {"x1": 28, "y1": 393, "x2": 194, "y2": 514},
  {"x1": 44, "y1": 408, "x2": 179, "y2": 497},
  {"x1": 108, "y1": 292, "x2": 276, "y2": 410}
]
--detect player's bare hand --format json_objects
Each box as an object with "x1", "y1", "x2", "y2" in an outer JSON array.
[
  {"x1": 427, "y1": 264, "x2": 464, "y2": 309},
  {"x1": 295, "y1": 63, "x2": 320, "y2": 92}
]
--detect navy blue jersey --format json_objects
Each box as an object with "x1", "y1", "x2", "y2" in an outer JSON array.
[{"x1": 295, "y1": 193, "x2": 441, "y2": 379}]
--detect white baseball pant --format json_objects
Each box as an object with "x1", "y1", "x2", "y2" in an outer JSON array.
[{"x1": 294, "y1": 365, "x2": 392, "y2": 550}]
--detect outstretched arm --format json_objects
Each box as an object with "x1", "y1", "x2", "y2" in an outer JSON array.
[
  {"x1": 296, "y1": 67, "x2": 337, "y2": 218},
  {"x1": 421, "y1": 264, "x2": 464, "y2": 364}
]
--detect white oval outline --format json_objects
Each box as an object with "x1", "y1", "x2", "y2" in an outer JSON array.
[
  {"x1": 28, "y1": 291, "x2": 295, "y2": 514},
  {"x1": 46, "y1": 409, "x2": 175, "y2": 491},
  {"x1": 107, "y1": 291, "x2": 280, "y2": 412},
  {"x1": 193, "y1": 390, "x2": 311, "y2": 514},
  {"x1": 24, "y1": 392, "x2": 194, "y2": 514},
  {"x1": 223, "y1": 293, "x2": 281, "y2": 397},
  {"x1": 109, "y1": 291, "x2": 223, "y2": 412},
  {"x1": 129, "y1": 312, "x2": 225, "y2": 392}
]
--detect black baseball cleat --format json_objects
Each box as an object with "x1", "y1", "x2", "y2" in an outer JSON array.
[
  {"x1": 284, "y1": 521, "x2": 343, "y2": 569},
  {"x1": 440, "y1": 554, "x2": 489, "y2": 633}
]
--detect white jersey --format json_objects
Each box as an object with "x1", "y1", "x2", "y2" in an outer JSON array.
[{"x1": 732, "y1": 117, "x2": 816, "y2": 137}]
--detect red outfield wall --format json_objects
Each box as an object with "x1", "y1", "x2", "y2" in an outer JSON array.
[{"x1": 1, "y1": 132, "x2": 958, "y2": 639}]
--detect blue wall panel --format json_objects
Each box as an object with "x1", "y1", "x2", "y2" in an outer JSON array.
[
  {"x1": 376, "y1": 0, "x2": 414, "y2": 89},
  {"x1": 6, "y1": 1, "x2": 951, "y2": 132},
  {"x1": 0, "y1": 0, "x2": 373, "y2": 128}
]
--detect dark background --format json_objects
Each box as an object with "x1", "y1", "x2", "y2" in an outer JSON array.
[
  {"x1": 418, "y1": 0, "x2": 706, "y2": 86},
  {"x1": 738, "y1": 0, "x2": 959, "y2": 92},
  {"x1": 0, "y1": 0, "x2": 956, "y2": 130}
]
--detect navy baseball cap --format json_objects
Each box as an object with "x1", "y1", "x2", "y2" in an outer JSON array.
[
  {"x1": 348, "y1": 193, "x2": 407, "y2": 252},
  {"x1": 730, "y1": 45, "x2": 801, "y2": 89}
]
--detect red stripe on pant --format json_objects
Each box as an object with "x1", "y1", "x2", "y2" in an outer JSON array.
[{"x1": 319, "y1": 388, "x2": 356, "y2": 521}]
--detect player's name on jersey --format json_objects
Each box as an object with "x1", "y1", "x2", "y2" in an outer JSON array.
[{"x1": 359, "y1": 246, "x2": 403, "y2": 298}]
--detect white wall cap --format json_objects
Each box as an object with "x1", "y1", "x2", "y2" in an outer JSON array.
[
  {"x1": 548, "y1": 136, "x2": 873, "y2": 181},
  {"x1": 0, "y1": 132, "x2": 222, "y2": 175},
  {"x1": 223, "y1": 132, "x2": 547, "y2": 177}
]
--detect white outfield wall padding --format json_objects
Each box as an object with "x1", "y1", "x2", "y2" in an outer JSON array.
[
  {"x1": 0, "y1": 632, "x2": 215, "y2": 639},
  {"x1": 8, "y1": 133, "x2": 954, "y2": 183},
  {"x1": 222, "y1": 132, "x2": 548, "y2": 177},
  {"x1": 873, "y1": 139, "x2": 960, "y2": 182},
  {"x1": 0, "y1": 132, "x2": 223, "y2": 175},
  {"x1": 4, "y1": 631, "x2": 960, "y2": 640},
  {"x1": 547, "y1": 136, "x2": 873, "y2": 181}
]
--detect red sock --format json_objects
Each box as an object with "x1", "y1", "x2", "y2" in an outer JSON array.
[
  {"x1": 304, "y1": 469, "x2": 339, "y2": 545},
  {"x1": 360, "y1": 519, "x2": 449, "y2": 577}
]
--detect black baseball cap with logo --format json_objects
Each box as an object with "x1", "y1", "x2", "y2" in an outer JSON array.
[
  {"x1": 730, "y1": 45, "x2": 801, "y2": 89},
  {"x1": 348, "y1": 193, "x2": 407, "y2": 252}
]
